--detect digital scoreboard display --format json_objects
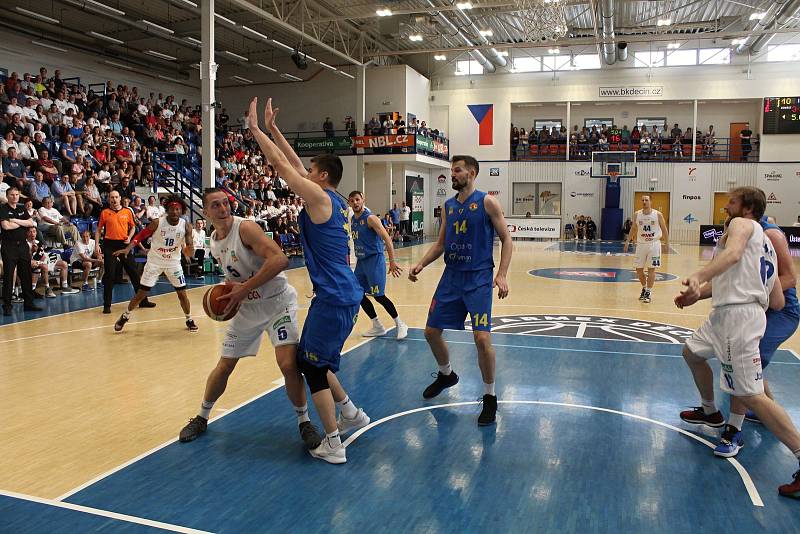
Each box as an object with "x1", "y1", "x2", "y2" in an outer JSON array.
[
  {"x1": 763, "y1": 97, "x2": 800, "y2": 134},
  {"x1": 607, "y1": 128, "x2": 622, "y2": 143}
]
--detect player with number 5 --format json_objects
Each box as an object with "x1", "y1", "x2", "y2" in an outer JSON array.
[{"x1": 408, "y1": 155, "x2": 512, "y2": 426}]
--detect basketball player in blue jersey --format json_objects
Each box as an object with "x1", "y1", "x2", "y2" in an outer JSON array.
[
  {"x1": 248, "y1": 97, "x2": 369, "y2": 464},
  {"x1": 409, "y1": 155, "x2": 513, "y2": 426},
  {"x1": 675, "y1": 187, "x2": 800, "y2": 499},
  {"x1": 348, "y1": 190, "x2": 408, "y2": 339}
]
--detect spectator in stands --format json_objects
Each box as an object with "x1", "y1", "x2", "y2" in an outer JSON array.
[
  {"x1": 145, "y1": 195, "x2": 163, "y2": 221},
  {"x1": 26, "y1": 227, "x2": 74, "y2": 297},
  {"x1": 29, "y1": 171, "x2": 50, "y2": 206},
  {"x1": 400, "y1": 201, "x2": 411, "y2": 236},
  {"x1": 36, "y1": 148, "x2": 60, "y2": 182},
  {"x1": 597, "y1": 134, "x2": 609, "y2": 151},
  {"x1": 323, "y1": 116, "x2": 335, "y2": 138},
  {"x1": 51, "y1": 173, "x2": 78, "y2": 216},
  {"x1": 586, "y1": 216, "x2": 597, "y2": 240},
  {"x1": 703, "y1": 125, "x2": 716, "y2": 157},
  {"x1": 70, "y1": 229, "x2": 102, "y2": 291},
  {"x1": 672, "y1": 128, "x2": 683, "y2": 158},
  {"x1": 17, "y1": 133, "x2": 37, "y2": 167},
  {"x1": 740, "y1": 123, "x2": 753, "y2": 161},
  {"x1": 3, "y1": 147, "x2": 29, "y2": 188},
  {"x1": 575, "y1": 215, "x2": 586, "y2": 240},
  {"x1": 114, "y1": 175, "x2": 135, "y2": 201},
  {"x1": 510, "y1": 127, "x2": 519, "y2": 160},
  {"x1": 37, "y1": 196, "x2": 78, "y2": 247},
  {"x1": 230, "y1": 198, "x2": 245, "y2": 217},
  {"x1": 81, "y1": 175, "x2": 102, "y2": 216}
]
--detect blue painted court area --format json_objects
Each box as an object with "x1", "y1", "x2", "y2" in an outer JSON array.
[
  {"x1": 35, "y1": 329, "x2": 800, "y2": 533},
  {"x1": 547, "y1": 240, "x2": 678, "y2": 256},
  {"x1": 530, "y1": 267, "x2": 679, "y2": 283}
]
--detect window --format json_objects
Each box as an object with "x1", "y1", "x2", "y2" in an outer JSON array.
[
  {"x1": 511, "y1": 56, "x2": 541, "y2": 73},
  {"x1": 542, "y1": 55, "x2": 571, "y2": 71},
  {"x1": 585, "y1": 118, "x2": 614, "y2": 129},
  {"x1": 766, "y1": 44, "x2": 800, "y2": 62},
  {"x1": 636, "y1": 117, "x2": 667, "y2": 134},
  {"x1": 665, "y1": 49, "x2": 697, "y2": 66},
  {"x1": 455, "y1": 59, "x2": 484, "y2": 75},
  {"x1": 699, "y1": 48, "x2": 730, "y2": 65},
  {"x1": 634, "y1": 51, "x2": 664, "y2": 68},
  {"x1": 534, "y1": 119, "x2": 562, "y2": 132},
  {"x1": 572, "y1": 54, "x2": 602, "y2": 70},
  {"x1": 512, "y1": 183, "x2": 561, "y2": 216}
]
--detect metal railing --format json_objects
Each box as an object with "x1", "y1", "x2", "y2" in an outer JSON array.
[
  {"x1": 152, "y1": 152, "x2": 204, "y2": 221},
  {"x1": 512, "y1": 137, "x2": 760, "y2": 162}
]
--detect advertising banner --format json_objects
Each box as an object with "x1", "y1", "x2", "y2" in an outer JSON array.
[
  {"x1": 354, "y1": 134, "x2": 414, "y2": 149},
  {"x1": 406, "y1": 175, "x2": 425, "y2": 234},
  {"x1": 293, "y1": 136, "x2": 352, "y2": 152},
  {"x1": 757, "y1": 163, "x2": 800, "y2": 226},
  {"x1": 672, "y1": 164, "x2": 712, "y2": 230},
  {"x1": 506, "y1": 217, "x2": 561, "y2": 239},
  {"x1": 700, "y1": 224, "x2": 800, "y2": 248}
]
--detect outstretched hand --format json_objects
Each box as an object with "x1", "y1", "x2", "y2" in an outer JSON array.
[
  {"x1": 264, "y1": 98, "x2": 280, "y2": 132},
  {"x1": 247, "y1": 97, "x2": 259, "y2": 132}
]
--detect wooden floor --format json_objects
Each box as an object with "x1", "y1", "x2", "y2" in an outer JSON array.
[{"x1": 2, "y1": 239, "x2": 799, "y2": 501}]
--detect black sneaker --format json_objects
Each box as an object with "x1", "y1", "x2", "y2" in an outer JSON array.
[
  {"x1": 422, "y1": 371, "x2": 459, "y2": 399},
  {"x1": 478, "y1": 394, "x2": 498, "y2": 426},
  {"x1": 186, "y1": 319, "x2": 199, "y2": 332},
  {"x1": 179, "y1": 415, "x2": 208, "y2": 443},
  {"x1": 139, "y1": 299, "x2": 156, "y2": 308},
  {"x1": 679, "y1": 407, "x2": 725, "y2": 427},
  {"x1": 299, "y1": 421, "x2": 322, "y2": 450},
  {"x1": 102, "y1": 306, "x2": 111, "y2": 314},
  {"x1": 114, "y1": 314, "x2": 129, "y2": 332},
  {"x1": 638, "y1": 287, "x2": 647, "y2": 301}
]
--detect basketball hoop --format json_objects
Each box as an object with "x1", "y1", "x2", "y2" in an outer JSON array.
[{"x1": 608, "y1": 172, "x2": 620, "y2": 184}]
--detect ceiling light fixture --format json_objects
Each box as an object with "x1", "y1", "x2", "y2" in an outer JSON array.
[
  {"x1": 158, "y1": 74, "x2": 184, "y2": 83},
  {"x1": 84, "y1": 0, "x2": 125, "y2": 16},
  {"x1": 190, "y1": 63, "x2": 200, "y2": 69},
  {"x1": 256, "y1": 63, "x2": 277, "y2": 72},
  {"x1": 434, "y1": 54, "x2": 447, "y2": 61},
  {"x1": 479, "y1": 29, "x2": 493, "y2": 37},
  {"x1": 145, "y1": 49, "x2": 178, "y2": 61},
  {"x1": 548, "y1": 48, "x2": 560, "y2": 54},
  {"x1": 15, "y1": 7, "x2": 60, "y2": 24},
  {"x1": 241, "y1": 25, "x2": 269, "y2": 41},
  {"x1": 749, "y1": 12, "x2": 766, "y2": 20},
  {"x1": 185, "y1": 36, "x2": 202, "y2": 45},
  {"x1": 376, "y1": 8, "x2": 392, "y2": 16},
  {"x1": 497, "y1": 50, "x2": 509, "y2": 56},
  {"x1": 667, "y1": 42, "x2": 680, "y2": 49},
  {"x1": 338, "y1": 71, "x2": 355, "y2": 79},
  {"x1": 318, "y1": 61, "x2": 337, "y2": 70},
  {"x1": 280, "y1": 73, "x2": 303, "y2": 81},
  {"x1": 103, "y1": 60, "x2": 133, "y2": 70},
  {"x1": 409, "y1": 34, "x2": 423, "y2": 41},
  {"x1": 456, "y1": 2, "x2": 473, "y2": 9},
  {"x1": 224, "y1": 50, "x2": 248, "y2": 61},
  {"x1": 656, "y1": 18, "x2": 671, "y2": 26},
  {"x1": 140, "y1": 19, "x2": 175, "y2": 34},
  {"x1": 272, "y1": 39, "x2": 294, "y2": 51},
  {"x1": 175, "y1": 0, "x2": 197, "y2": 7},
  {"x1": 89, "y1": 31, "x2": 124, "y2": 45},
  {"x1": 231, "y1": 75, "x2": 253, "y2": 83},
  {"x1": 731, "y1": 38, "x2": 746, "y2": 46},
  {"x1": 215, "y1": 13, "x2": 236, "y2": 25},
  {"x1": 31, "y1": 40, "x2": 67, "y2": 52}
]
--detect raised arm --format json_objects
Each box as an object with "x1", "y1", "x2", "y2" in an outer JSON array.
[
  {"x1": 367, "y1": 214, "x2": 402, "y2": 277},
  {"x1": 247, "y1": 98, "x2": 331, "y2": 223},
  {"x1": 262, "y1": 99, "x2": 307, "y2": 178},
  {"x1": 485, "y1": 194, "x2": 512, "y2": 298}
]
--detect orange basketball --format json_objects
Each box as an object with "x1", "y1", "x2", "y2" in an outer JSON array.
[{"x1": 202, "y1": 284, "x2": 239, "y2": 321}]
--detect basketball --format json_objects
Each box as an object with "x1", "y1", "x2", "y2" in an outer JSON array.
[{"x1": 202, "y1": 284, "x2": 239, "y2": 321}]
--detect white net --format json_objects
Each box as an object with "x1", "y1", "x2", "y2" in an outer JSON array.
[{"x1": 512, "y1": 0, "x2": 569, "y2": 42}]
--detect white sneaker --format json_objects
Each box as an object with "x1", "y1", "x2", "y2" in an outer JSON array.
[
  {"x1": 395, "y1": 320, "x2": 408, "y2": 340},
  {"x1": 61, "y1": 286, "x2": 80, "y2": 294},
  {"x1": 363, "y1": 323, "x2": 387, "y2": 337},
  {"x1": 45, "y1": 288, "x2": 57, "y2": 298},
  {"x1": 309, "y1": 436, "x2": 346, "y2": 464},
  {"x1": 337, "y1": 408, "x2": 371, "y2": 435}
]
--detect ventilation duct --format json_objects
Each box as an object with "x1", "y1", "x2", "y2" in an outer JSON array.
[
  {"x1": 749, "y1": 0, "x2": 800, "y2": 54},
  {"x1": 617, "y1": 41, "x2": 628, "y2": 61},
  {"x1": 600, "y1": 0, "x2": 617, "y2": 65},
  {"x1": 425, "y1": 0, "x2": 495, "y2": 72},
  {"x1": 734, "y1": 0, "x2": 794, "y2": 54}
]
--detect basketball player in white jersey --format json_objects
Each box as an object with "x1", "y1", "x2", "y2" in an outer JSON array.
[
  {"x1": 623, "y1": 195, "x2": 668, "y2": 303},
  {"x1": 178, "y1": 188, "x2": 345, "y2": 451},
  {"x1": 675, "y1": 186, "x2": 800, "y2": 499},
  {"x1": 113, "y1": 195, "x2": 197, "y2": 332}
]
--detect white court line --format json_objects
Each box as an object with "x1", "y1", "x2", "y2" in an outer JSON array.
[
  {"x1": 788, "y1": 349, "x2": 800, "y2": 362},
  {"x1": 342, "y1": 400, "x2": 764, "y2": 507},
  {"x1": 55, "y1": 335, "x2": 378, "y2": 502},
  {"x1": 0, "y1": 489, "x2": 214, "y2": 533},
  {"x1": 399, "y1": 337, "x2": 800, "y2": 365}
]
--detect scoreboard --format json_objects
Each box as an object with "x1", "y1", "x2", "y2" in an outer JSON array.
[
  {"x1": 607, "y1": 128, "x2": 622, "y2": 143},
  {"x1": 763, "y1": 97, "x2": 800, "y2": 134}
]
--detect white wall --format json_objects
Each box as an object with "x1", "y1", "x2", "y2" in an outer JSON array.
[
  {"x1": 405, "y1": 65, "x2": 431, "y2": 125},
  {"x1": 365, "y1": 66, "x2": 407, "y2": 123},
  {"x1": 364, "y1": 162, "x2": 392, "y2": 216},
  {"x1": 0, "y1": 32, "x2": 199, "y2": 103},
  {"x1": 432, "y1": 60, "x2": 800, "y2": 160},
  {"x1": 760, "y1": 135, "x2": 800, "y2": 162}
]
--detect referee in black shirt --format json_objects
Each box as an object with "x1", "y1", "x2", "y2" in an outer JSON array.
[{"x1": 1, "y1": 187, "x2": 43, "y2": 315}]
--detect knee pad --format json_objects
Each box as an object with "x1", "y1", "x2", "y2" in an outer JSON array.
[{"x1": 300, "y1": 359, "x2": 330, "y2": 394}]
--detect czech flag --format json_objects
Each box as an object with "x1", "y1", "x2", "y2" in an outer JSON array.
[{"x1": 468, "y1": 104, "x2": 493, "y2": 145}]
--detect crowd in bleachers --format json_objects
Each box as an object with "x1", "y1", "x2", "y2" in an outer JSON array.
[{"x1": 511, "y1": 122, "x2": 756, "y2": 161}]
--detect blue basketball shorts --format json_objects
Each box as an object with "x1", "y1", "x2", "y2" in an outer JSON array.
[
  {"x1": 760, "y1": 288, "x2": 799, "y2": 368},
  {"x1": 298, "y1": 298, "x2": 360, "y2": 373},
  {"x1": 354, "y1": 254, "x2": 386, "y2": 297},
  {"x1": 427, "y1": 267, "x2": 493, "y2": 332}
]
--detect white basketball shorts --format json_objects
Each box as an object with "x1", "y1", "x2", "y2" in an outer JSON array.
[
  {"x1": 221, "y1": 285, "x2": 300, "y2": 359},
  {"x1": 633, "y1": 241, "x2": 662, "y2": 269}
]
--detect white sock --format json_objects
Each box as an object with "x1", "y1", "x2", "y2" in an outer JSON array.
[
  {"x1": 728, "y1": 413, "x2": 745, "y2": 431},
  {"x1": 294, "y1": 403, "x2": 310, "y2": 424},
  {"x1": 337, "y1": 395, "x2": 358, "y2": 419},
  {"x1": 701, "y1": 398, "x2": 717, "y2": 415},
  {"x1": 394, "y1": 316, "x2": 403, "y2": 326},
  {"x1": 439, "y1": 363, "x2": 452, "y2": 376},
  {"x1": 123, "y1": 310, "x2": 132, "y2": 319},
  {"x1": 646, "y1": 287, "x2": 653, "y2": 294},
  {"x1": 185, "y1": 314, "x2": 192, "y2": 320},
  {"x1": 327, "y1": 431, "x2": 341, "y2": 448},
  {"x1": 484, "y1": 382, "x2": 496, "y2": 396},
  {"x1": 199, "y1": 400, "x2": 214, "y2": 419}
]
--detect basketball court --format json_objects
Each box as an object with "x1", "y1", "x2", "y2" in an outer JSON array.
[{"x1": 2, "y1": 237, "x2": 799, "y2": 532}]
